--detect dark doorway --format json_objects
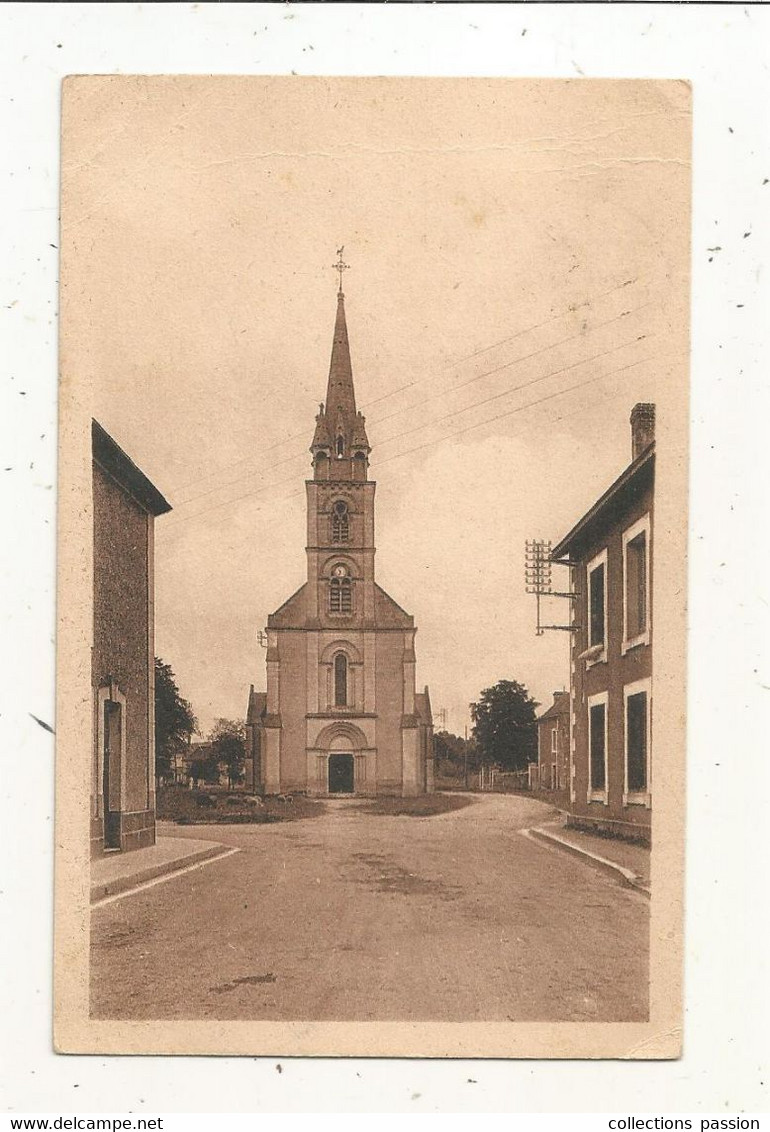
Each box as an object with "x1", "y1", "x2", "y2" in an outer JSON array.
[
  {"x1": 103, "y1": 700, "x2": 122, "y2": 849},
  {"x1": 328, "y1": 752, "x2": 355, "y2": 795}
]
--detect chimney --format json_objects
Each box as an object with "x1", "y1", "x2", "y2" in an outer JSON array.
[
  {"x1": 553, "y1": 691, "x2": 562, "y2": 703},
  {"x1": 630, "y1": 402, "x2": 655, "y2": 460}
]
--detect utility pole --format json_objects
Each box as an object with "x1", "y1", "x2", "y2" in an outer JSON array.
[
  {"x1": 525, "y1": 538, "x2": 580, "y2": 635},
  {"x1": 463, "y1": 723, "x2": 469, "y2": 790}
]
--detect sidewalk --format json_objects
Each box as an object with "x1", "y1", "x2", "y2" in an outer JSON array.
[
  {"x1": 529, "y1": 819, "x2": 651, "y2": 896},
  {"x1": 91, "y1": 834, "x2": 231, "y2": 904}
]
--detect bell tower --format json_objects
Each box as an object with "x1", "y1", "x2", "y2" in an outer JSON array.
[{"x1": 306, "y1": 252, "x2": 376, "y2": 629}]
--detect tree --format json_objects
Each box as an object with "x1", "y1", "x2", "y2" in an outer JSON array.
[
  {"x1": 209, "y1": 718, "x2": 247, "y2": 790},
  {"x1": 470, "y1": 680, "x2": 539, "y2": 771},
  {"x1": 433, "y1": 729, "x2": 480, "y2": 789},
  {"x1": 189, "y1": 749, "x2": 220, "y2": 787},
  {"x1": 154, "y1": 658, "x2": 198, "y2": 784}
]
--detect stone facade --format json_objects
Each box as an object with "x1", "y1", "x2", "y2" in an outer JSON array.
[
  {"x1": 251, "y1": 289, "x2": 434, "y2": 797},
  {"x1": 536, "y1": 691, "x2": 570, "y2": 799},
  {"x1": 90, "y1": 421, "x2": 171, "y2": 857},
  {"x1": 553, "y1": 405, "x2": 654, "y2": 845}
]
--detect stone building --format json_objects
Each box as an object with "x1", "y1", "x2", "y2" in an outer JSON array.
[
  {"x1": 552, "y1": 404, "x2": 654, "y2": 845},
  {"x1": 536, "y1": 691, "x2": 570, "y2": 798},
  {"x1": 245, "y1": 685, "x2": 266, "y2": 793},
  {"x1": 90, "y1": 421, "x2": 171, "y2": 856},
  {"x1": 250, "y1": 284, "x2": 434, "y2": 797}
]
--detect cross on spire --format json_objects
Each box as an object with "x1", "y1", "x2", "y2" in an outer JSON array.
[{"x1": 332, "y1": 246, "x2": 350, "y2": 294}]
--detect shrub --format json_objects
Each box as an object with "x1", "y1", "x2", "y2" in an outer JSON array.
[{"x1": 194, "y1": 792, "x2": 217, "y2": 808}]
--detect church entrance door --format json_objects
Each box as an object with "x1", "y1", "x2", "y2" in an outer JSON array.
[{"x1": 328, "y1": 753, "x2": 355, "y2": 794}]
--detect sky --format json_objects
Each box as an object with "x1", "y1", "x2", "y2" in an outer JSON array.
[{"x1": 62, "y1": 76, "x2": 690, "y2": 736}]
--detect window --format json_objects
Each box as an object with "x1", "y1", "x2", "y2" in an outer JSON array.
[
  {"x1": 334, "y1": 653, "x2": 348, "y2": 707},
  {"x1": 624, "y1": 679, "x2": 651, "y2": 802},
  {"x1": 623, "y1": 514, "x2": 650, "y2": 650},
  {"x1": 331, "y1": 500, "x2": 349, "y2": 543},
  {"x1": 588, "y1": 556, "x2": 606, "y2": 649},
  {"x1": 329, "y1": 566, "x2": 352, "y2": 613},
  {"x1": 551, "y1": 727, "x2": 558, "y2": 754},
  {"x1": 336, "y1": 435, "x2": 345, "y2": 457},
  {"x1": 588, "y1": 693, "x2": 608, "y2": 801}
]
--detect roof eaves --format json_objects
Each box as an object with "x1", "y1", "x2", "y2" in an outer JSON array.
[
  {"x1": 552, "y1": 443, "x2": 654, "y2": 561},
  {"x1": 92, "y1": 420, "x2": 172, "y2": 517}
]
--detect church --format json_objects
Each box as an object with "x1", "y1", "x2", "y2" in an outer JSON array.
[{"x1": 247, "y1": 266, "x2": 434, "y2": 798}]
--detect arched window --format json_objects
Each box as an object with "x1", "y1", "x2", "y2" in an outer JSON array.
[
  {"x1": 331, "y1": 499, "x2": 349, "y2": 543},
  {"x1": 334, "y1": 653, "x2": 348, "y2": 707},
  {"x1": 329, "y1": 565, "x2": 352, "y2": 613},
  {"x1": 336, "y1": 435, "x2": 345, "y2": 457}
]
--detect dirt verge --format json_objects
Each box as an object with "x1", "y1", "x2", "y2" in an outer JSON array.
[{"x1": 351, "y1": 793, "x2": 475, "y2": 818}]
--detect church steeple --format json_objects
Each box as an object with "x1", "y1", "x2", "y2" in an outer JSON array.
[
  {"x1": 311, "y1": 251, "x2": 370, "y2": 482},
  {"x1": 325, "y1": 290, "x2": 357, "y2": 420},
  {"x1": 260, "y1": 252, "x2": 433, "y2": 802}
]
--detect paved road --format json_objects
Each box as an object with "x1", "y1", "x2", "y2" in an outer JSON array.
[{"x1": 91, "y1": 794, "x2": 648, "y2": 1022}]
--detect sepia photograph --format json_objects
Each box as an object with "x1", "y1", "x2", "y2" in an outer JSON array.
[{"x1": 55, "y1": 75, "x2": 690, "y2": 1057}]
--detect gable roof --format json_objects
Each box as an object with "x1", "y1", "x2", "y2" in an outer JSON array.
[
  {"x1": 552, "y1": 443, "x2": 654, "y2": 562},
  {"x1": 267, "y1": 581, "x2": 414, "y2": 629},
  {"x1": 537, "y1": 692, "x2": 570, "y2": 723},
  {"x1": 267, "y1": 583, "x2": 308, "y2": 628},
  {"x1": 92, "y1": 419, "x2": 172, "y2": 516},
  {"x1": 374, "y1": 583, "x2": 414, "y2": 628},
  {"x1": 414, "y1": 687, "x2": 433, "y2": 725}
]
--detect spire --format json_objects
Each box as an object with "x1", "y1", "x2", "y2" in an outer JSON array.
[
  {"x1": 325, "y1": 289, "x2": 357, "y2": 420},
  {"x1": 310, "y1": 251, "x2": 370, "y2": 482}
]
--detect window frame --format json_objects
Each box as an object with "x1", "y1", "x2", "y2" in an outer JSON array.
[
  {"x1": 623, "y1": 677, "x2": 652, "y2": 806},
  {"x1": 587, "y1": 690, "x2": 609, "y2": 805},
  {"x1": 551, "y1": 726, "x2": 558, "y2": 755},
  {"x1": 333, "y1": 652, "x2": 349, "y2": 708},
  {"x1": 585, "y1": 547, "x2": 608, "y2": 666},
  {"x1": 622, "y1": 513, "x2": 651, "y2": 654},
  {"x1": 329, "y1": 566, "x2": 353, "y2": 615},
  {"x1": 330, "y1": 499, "x2": 350, "y2": 544}
]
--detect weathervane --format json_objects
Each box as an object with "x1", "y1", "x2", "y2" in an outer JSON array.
[{"x1": 332, "y1": 245, "x2": 350, "y2": 294}]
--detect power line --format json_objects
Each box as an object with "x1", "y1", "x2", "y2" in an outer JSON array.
[
  {"x1": 440, "y1": 275, "x2": 640, "y2": 369},
  {"x1": 253, "y1": 353, "x2": 660, "y2": 512},
  {"x1": 166, "y1": 325, "x2": 647, "y2": 524},
  {"x1": 376, "y1": 353, "x2": 655, "y2": 471},
  {"x1": 370, "y1": 302, "x2": 649, "y2": 432},
  {"x1": 161, "y1": 342, "x2": 655, "y2": 533},
  {"x1": 158, "y1": 362, "x2": 666, "y2": 557},
  {"x1": 172, "y1": 298, "x2": 651, "y2": 510},
  {"x1": 374, "y1": 330, "x2": 649, "y2": 451},
  {"x1": 164, "y1": 273, "x2": 650, "y2": 498}
]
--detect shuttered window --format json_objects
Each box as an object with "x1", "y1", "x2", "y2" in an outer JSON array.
[
  {"x1": 589, "y1": 561, "x2": 606, "y2": 648},
  {"x1": 330, "y1": 576, "x2": 352, "y2": 613},
  {"x1": 625, "y1": 530, "x2": 647, "y2": 639},
  {"x1": 626, "y1": 690, "x2": 648, "y2": 793},
  {"x1": 589, "y1": 702, "x2": 606, "y2": 791}
]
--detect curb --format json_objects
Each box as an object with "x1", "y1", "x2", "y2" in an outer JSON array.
[
  {"x1": 90, "y1": 844, "x2": 231, "y2": 904},
  {"x1": 524, "y1": 826, "x2": 651, "y2": 898}
]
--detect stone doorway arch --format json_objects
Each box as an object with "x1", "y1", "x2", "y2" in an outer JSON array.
[{"x1": 310, "y1": 721, "x2": 373, "y2": 796}]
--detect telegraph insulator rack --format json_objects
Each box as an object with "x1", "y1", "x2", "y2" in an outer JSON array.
[{"x1": 525, "y1": 539, "x2": 580, "y2": 636}]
